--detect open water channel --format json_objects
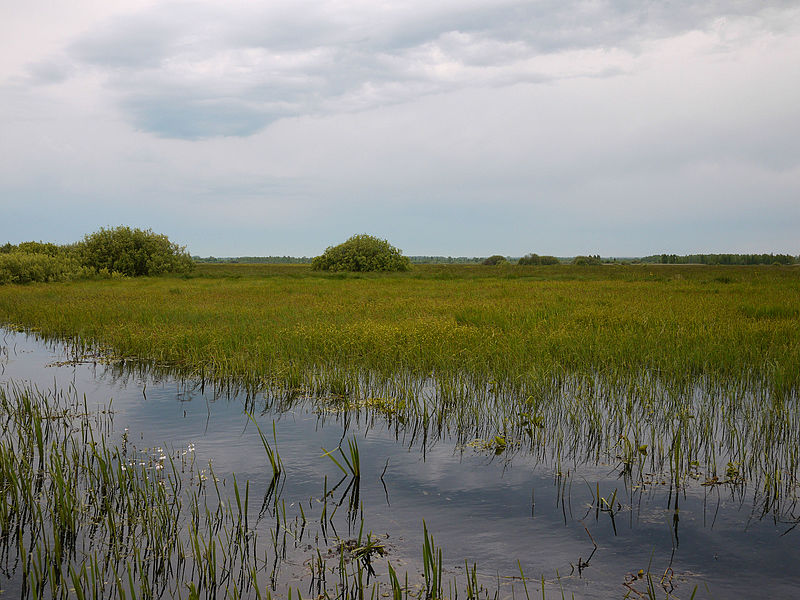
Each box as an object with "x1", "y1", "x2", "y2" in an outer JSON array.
[{"x1": 1, "y1": 328, "x2": 798, "y2": 598}]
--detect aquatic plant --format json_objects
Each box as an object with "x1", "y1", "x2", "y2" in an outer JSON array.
[
  {"x1": 422, "y1": 521, "x2": 443, "y2": 599},
  {"x1": 0, "y1": 382, "x2": 479, "y2": 599},
  {"x1": 249, "y1": 414, "x2": 283, "y2": 478}
]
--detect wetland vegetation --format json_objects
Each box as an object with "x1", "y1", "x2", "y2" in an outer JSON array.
[{"x1": 1, "y1": 262, "x2": 799, "y2": 598}]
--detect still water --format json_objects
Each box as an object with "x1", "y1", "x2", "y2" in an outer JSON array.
[{"x1": 1, "y1": 329, "x2": 797, "y2": 598}]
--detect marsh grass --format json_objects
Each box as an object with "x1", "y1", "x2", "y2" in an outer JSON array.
[
  {"x1": 0, "y1": 264, "x2": 799, "y2": 505},
  {"x1": 0, "y1": 382, "x2": 296, "y2": 598},
  {"x1": 0, "y1": 267, "x2": 800, "y2": 598},
  {"x1": 248, "y1": 415, "x2": 283, "y2": 478},
  {"x1": 4, "y1": 382, "x2": 516, "y2": 599}
]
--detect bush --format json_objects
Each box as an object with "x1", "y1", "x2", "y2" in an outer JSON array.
[
  {"x1": 16, "y1": 241, "x2": 65, "y2": 256},
  {"x1": 571, "y1": 255, "x2": 602, "y2": 266},
  {"x1": 78, "y1": 226, "x2": 194, "y2": 277},
  {"x1": 311, "y1": 234, "x2": 411, "y2": 272},
  {"x1": 518, "y1": 253, "x2": 560, "y2": 266},
  {"x1": 482, "y1": 255, "x2": 508, "y2": 266},
  {"x1": 0, "y1": 253, "x2": 83, "y2": 284},
  {"x1": 0, "y1": 241, "x2": 72, "y2": 257}
]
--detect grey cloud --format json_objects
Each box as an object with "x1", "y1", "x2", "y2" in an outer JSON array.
[
  {"x1": 123, "y1": 96, "x2": 280, "y2": 139},
  {"x1": 70, "y1": 13, "x2": 182, "y2": 69},
  {"x1": 63, "y1": 0, "x2": 797, "y2": 139},
  {"x1": 26, "y1": 59, "x2": 74, "y2": 85},
  {"x1": 354, "y1": 1, "x2": 796, "y2": 54}
]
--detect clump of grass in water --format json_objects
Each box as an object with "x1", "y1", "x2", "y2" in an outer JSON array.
[
  {"x1": 422, "y1": 521, "x2": 443, "y2": 599},
  {"x1": 248, "y1": 413, "x2": 283, "y2": 478},
  {"x1": 322, "y1": 436, "x2": 361, "y2": 478}
]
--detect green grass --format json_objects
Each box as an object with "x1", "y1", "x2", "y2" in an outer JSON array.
[{"x1": 1, "y1": 263, "x2": 798, "y2": 387}]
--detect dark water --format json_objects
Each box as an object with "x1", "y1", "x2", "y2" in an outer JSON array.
[{"x1": 1, "y1": 329, "x2": 798, "y2": 598}]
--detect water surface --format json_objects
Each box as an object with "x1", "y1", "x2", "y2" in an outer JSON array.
[{"x1": 1, "y1": 329, "x2": 797, "y2": 598}]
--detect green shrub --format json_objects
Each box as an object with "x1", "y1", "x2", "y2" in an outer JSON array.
[
  {"x1": 312, "y1": 234, "x2": 411, "y2": 272},
  {"x1": 518, "y1": 253, "x2": 560, "y2": 266},
  {"x1": 572, "y1": 255, "x2": 602, "y2": 266},
  {"x1": 14, "y1": 241, "x2": 61, "y2": 256},
  {"x1": 78, "y1": 226, "x2": 194, "y2": 277},
  {"x1": 0, "y1": 241, "x2": 73, "y2": 256},
  {"x1": 0, "y1": 253, "x2": 83, "y2": 284},
  {"x1": 482, "y1": 255, "x2": 508, "y2": 266}
]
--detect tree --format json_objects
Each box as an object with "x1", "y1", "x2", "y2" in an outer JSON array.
[
  {"x1": 311, "y1": 234, "x2": 411, "y2": 272},
  {"x1": 79, "y1": 226, "x2": 194, "y2": 277}
]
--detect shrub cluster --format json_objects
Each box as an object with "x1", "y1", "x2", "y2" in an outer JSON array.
[
  {"x1": 0, "y1": 253, "x2": 82, "y2": 284},
  {"x1": 517, "y1": 253, "x2": 560, "y2": 266},
  {"x1": 572, "y1": 255, "x2": 603, "y2": 266},
  {"x1": 1, "y1": 226, "x2": 193, "y2": 284},
  {"x1": 79, "y1": 226, "x2": 194, "y2": 277},
  {"x1": 482, "y1": 255, "x2": 508, "y2": 266},
  {"x1": 312, "y1": 234, "x2": 411, "y2": 272}
]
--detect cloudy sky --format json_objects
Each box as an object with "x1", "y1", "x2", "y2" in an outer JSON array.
[{"x1": 2, "y1": 0, "x2": 799, "y2": 257}]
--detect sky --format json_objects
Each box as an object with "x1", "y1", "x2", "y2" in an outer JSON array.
[{"x1": 2, "y1": 0, "x2": 799, "y2": 257}]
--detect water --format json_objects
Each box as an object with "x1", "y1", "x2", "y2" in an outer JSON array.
[{"x1": 1, "y1": 329, "x2": 798, "y2": 598}]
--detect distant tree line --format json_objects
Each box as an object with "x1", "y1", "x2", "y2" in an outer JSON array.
[
  {"x1": 409, "y1": 256, "x2": 484, "y2": 264},
  {"x1": 193, "y1": 256, "x2": 313, "y2": 264},
  {"x1": 194, "y1": 255, "x2": 486, "y2": 265},
  {"x1": 191, "y1": 253, "x2": 799, "y2": 266},
  {"x1": 194, "y1": 254, "x2": 570, "y2": 266},
  {"x1": 647, "y1": 253, "x2": 797, "y2": 265}
]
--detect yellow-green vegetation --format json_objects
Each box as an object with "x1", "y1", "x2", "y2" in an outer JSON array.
[
  {"x1": 1, "y1": 263, "x2": 796, "y2": 388},
  {"x1": 0, "y1": 252, "x2": 89, "y2": 284},
  {"x1": 1, "y1": 263, "x2": 799, "y2": 500}
]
